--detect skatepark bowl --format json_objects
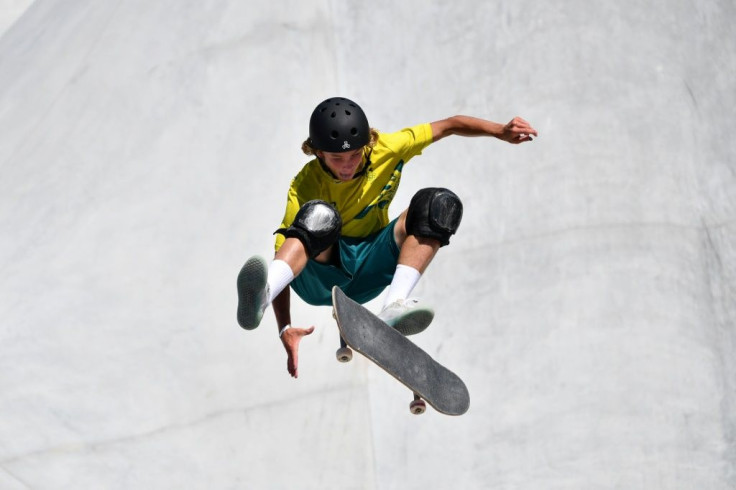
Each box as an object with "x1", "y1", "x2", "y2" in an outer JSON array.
[{"x1": 0, "y1": 1, "x2": 734, "y2": 489}]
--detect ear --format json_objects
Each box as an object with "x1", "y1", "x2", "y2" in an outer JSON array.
[{"x1": 315, "y1": 150, "x2": 325, "y2": 159}]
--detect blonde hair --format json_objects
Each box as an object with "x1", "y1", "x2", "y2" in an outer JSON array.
[{"x1": 302, "y1": 128, "x2": 380, "y2": 156}]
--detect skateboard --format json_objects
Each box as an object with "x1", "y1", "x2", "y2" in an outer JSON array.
[{"x1": 332, "y1": 286, "x2": 470, "y2": 416}]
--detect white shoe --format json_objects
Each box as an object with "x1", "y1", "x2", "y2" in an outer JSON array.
[
  {"x1": 378, "y1": 298, "x2": 434, "y2": 336},
  {"x1": 236, "y1": 256, "x2": 269, "y2": 330}
]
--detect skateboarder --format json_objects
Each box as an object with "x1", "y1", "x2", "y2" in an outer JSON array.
[{"x1": 238, "y1": 97, "x2": 537, "y2": 378}]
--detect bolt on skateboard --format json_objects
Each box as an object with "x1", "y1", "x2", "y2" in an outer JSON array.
[{"x1": 332, "y1": 286, "x2": 470, "y2": 416}]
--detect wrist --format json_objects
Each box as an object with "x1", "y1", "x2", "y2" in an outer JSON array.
[{"x1": 279, "y1": 324, "x2": 292, "y2": 337}]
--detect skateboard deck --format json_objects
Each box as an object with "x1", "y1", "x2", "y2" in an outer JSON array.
[{"x1": 332, "y1": 286, "x2": 470, "y2": 416}]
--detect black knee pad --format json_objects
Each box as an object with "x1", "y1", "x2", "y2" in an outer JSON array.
[
  {"x1": 275, "y1": 200, "x2": 342, "y2": 258},
  {"x1": 405, "y1": 188, "x2": 463, "y2": 246}
]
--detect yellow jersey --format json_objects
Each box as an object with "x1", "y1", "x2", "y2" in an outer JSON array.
[{"x1": 275, "y1": 123, "x2": 434, "y2": 251}]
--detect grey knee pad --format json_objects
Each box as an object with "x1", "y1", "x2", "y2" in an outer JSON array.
[
  {"x1": 275, "y1": 200, "x2": 342, "y2": 258},
  {"x1": 405, "y1": 188, "x2": 463, "y2": 246}
]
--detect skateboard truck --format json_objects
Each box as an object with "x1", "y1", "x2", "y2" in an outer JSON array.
[
  {"x1": 336, "y1": 335, "x2": 353, "y2": 363},
  {"x1": 410, "y1": 394, "x2": 427, "y2": 415},
  {"x1": 333, "y1": 307, "x2": 354, "y2": 362}
]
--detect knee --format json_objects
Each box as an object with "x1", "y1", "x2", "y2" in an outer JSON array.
[
  {"x1": 275, "y1": 200, "x2": 341, "y2": 258},
  {"x1": 405, "y1": 188, "x2": 463, "y2": 246}
]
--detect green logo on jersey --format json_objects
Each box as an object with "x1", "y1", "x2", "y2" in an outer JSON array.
[{"x1": 355, "y1": 161, "x2": 404, "y2": 219}]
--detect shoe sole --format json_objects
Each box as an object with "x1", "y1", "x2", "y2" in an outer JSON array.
[
  {"x1": 392, "y1": 308, "x2": 435, "y2": 336},
  {"x1": 237, "y1": 256, "x2": 268, "y2": 330}
]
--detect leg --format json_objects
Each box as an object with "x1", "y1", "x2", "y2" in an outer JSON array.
[
  {"x1": 274, "y1": 233, "x2": 337, "y2": 277},
  {"x1": 387, "y1": 187, "x2": 463, "y2": 298},
  {"x1": 378, "y1": 188, "x2": 463, "y2": 335},
  {"x1": 237, "y1": 200, "x2": 341, "y2": 330},
  {"x1": 393, "y1": 211, "x2": 441, "y2": 273}
]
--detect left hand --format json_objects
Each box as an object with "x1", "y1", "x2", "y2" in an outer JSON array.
[
  {"x1": 280, "y1": 325, "x2": 315, "y2": 378},
  {"x1": 499, "y1": 117, "x2": 538, "y2": 144}
]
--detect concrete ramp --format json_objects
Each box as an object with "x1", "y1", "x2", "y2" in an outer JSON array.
[
  {"x1": 1, "y1": 1, "x2": 734, "y2": 488},
  {"x1": 0, "y1": 0, "x2": 33, "y2": 36}
]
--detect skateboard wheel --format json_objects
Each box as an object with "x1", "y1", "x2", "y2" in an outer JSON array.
[
  {"x1": 336, "y1": 347, "x2": 353, "y2": 363},
  {"x1": 410, "y1": 398, "x2": 426, "y2": 415}
]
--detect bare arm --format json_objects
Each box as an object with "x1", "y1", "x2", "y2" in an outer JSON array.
[
  {"x1": 272, "y1": 284, "x2": 292, "y2": 329},
  {"x1": 272, "y1": 284, "x2": 314, "y2": 379},
  {"x1": 430, "y1": 115, "x2": 537, "y2": 144}
]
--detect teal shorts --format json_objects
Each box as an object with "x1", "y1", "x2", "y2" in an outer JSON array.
[{"x1": 291, "y1": 219, "x2": 400, "y2": 306}]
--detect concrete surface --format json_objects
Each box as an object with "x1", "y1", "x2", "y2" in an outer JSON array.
[
  {"x1": 0, "y1": 0, "x2": 32, "y2": 36},
  {"x1": 1, "y1": 0, "x2": 734, "y2": 489}
]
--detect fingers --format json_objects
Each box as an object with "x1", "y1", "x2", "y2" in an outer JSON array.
[
  {"x1": 509, "y1": 116, "x2": 537, "y2": 133},
  {"x1": 505, "y1": 116, "x2": 538, "y2": 144},
  {"x1": 284, "y1": 325, "x2": 315, "y2": 378},
  {"x1": 286, "y1": 345, "x2": 300, "y2": 378},
  {"x1": 288, "y1": 354, "x2": 298, "y2": 378}
]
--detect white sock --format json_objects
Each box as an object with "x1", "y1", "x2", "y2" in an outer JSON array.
[
  {"x1": 383, "y1": 264, "x2": 422, "y2": 308},
  {"x1": 267, "y1": 259, "x2": 294, "y2": 303}
]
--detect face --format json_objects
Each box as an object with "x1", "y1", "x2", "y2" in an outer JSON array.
[{"x1": 318, "y1": 148, "x2": 364, "y2": 182}]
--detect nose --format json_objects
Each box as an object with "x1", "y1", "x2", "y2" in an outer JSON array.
[{"x1": 341, "y1": 157, "x2": 358, "y2": 169}]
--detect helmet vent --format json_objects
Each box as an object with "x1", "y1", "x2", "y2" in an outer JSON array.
[
  {"x1": 330, "y1": 111, "x2": 336, "y2": 118},
  {"x1": 330, "y1": 130, "x2": 339, "y2": 139},
  {"x1": 350, "y1": 128, "x2": 358, "y2": 136}
]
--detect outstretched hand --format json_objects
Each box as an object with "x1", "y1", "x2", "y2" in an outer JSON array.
[
  {"x1": 500, "y1": 117, "x2": 538, "y2": 144},
  {"x1": 280, "y1": 325, "x2": 315, "y2": 378}
]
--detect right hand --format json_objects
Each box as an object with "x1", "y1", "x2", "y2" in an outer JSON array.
[
  {"x1": 280, "y1": 325, "x2": 315, "y2": 378},
  {"x1": 499, "y1": 116, "x2": 538, "y2": 144}
]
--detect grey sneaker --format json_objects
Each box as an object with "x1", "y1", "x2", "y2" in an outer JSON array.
[
  {"x1": 237, "y1": 256, "x2": 269, "y2": 330},
  {"x1": 377, "y1": 298, "x2": 434, "y2": 336}
]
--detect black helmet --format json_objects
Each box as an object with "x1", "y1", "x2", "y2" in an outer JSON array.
[{"x1": 308, "y1": 97, "x2": 370, "y2": 153}]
